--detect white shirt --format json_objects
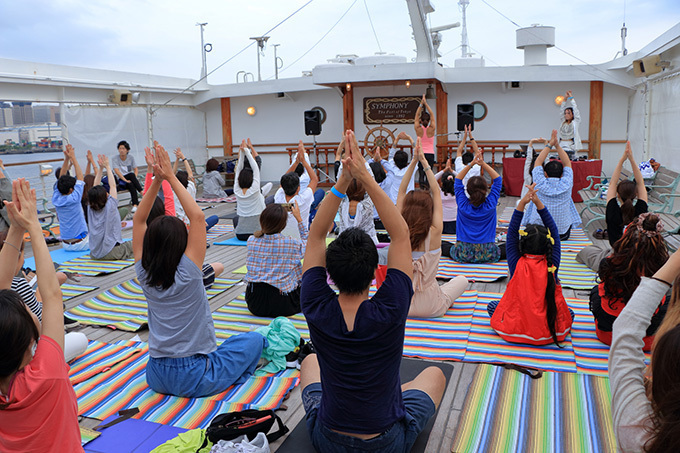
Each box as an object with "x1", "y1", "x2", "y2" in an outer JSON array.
[
  {"x1": 174, "y1": 181, "x2": 197, "y2": 225},
  {"x1": 454, "y1": 156, "x2": 481, "y2": 198},
  {"x1": 234, "y1": 149, "x2": 266, "y2": 217},
  {"x1": 382, "y1": 147, "x2": 415, "y2": 204},
  {"x1": 274, "y1": 187, "x2": 314, "y2": 241}
]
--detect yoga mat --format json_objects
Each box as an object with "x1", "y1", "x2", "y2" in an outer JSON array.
[
  {"x1": 437, "y1": 257, "x2": 509, "y2": 283},
  {"x1": 214, "y1": 237, "x2": 248, "y2": 247},
  {"x1": 277, "y1": 358, "x2": 455, "y2": 453},
  {"x1": 206, "y1": 223, "x2": 234, "y2": 240},
  {"x1": 558, "y1": 251, "x2": 598, "y2": 290},
  {"x1": 65, "y1": 277, "x2": 241, "y2": 331},
  {"x1": 497, "y1": 206, "x2": 514, "y2": 224},
  {"x1": 70, "y1": 340, "x2": 300, "y2": 430},
  {"x1": 62, "y1": 283, "x2": 99, "y2": 302},
  {"x1": 84, "y1": 416, "x2": 185, "y2": 453},
  {"x1": 23, "y1": 247, "x2": 90, "y2": 270},
  {"x1": 463, "y1": 292, "x2": 578, "y2": 373},
  {"x1": 451, "y1": 364, "x2": 616, "y2": 453},
  {"x1": 58, "y1": 256, "x2": 135, "y2": 277},
  {"x1": 560, "y1": 228, "x2": 594, "y2": 252},
  {"x1": 213, "y1": 290, "x2": 477, "y2": 362},
  {"x1": 196, "y1": 195, "x2": 237, "y2": 203}
]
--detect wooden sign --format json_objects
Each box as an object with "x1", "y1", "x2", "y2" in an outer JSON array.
[{"x1": 363, "y1": 96, "x2": 421, "y2": 124}]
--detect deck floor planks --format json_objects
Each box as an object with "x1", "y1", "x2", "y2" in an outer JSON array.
[{"x1": 21, "y1": 191, "x2": 610, "y2": 451}]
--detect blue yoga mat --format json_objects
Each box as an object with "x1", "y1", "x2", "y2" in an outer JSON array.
[
  {"x1": 84, "y1": 415, "x2": 186, "y2": 453},
  {"x1": 23, "y1": 247, "x2": 90, "y2": 269},
  {"x1": 214, "y1": 237, "x2": 249, "y2": 247}
]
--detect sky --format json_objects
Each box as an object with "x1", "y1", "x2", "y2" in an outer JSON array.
[{"x1": 1, "y1": 0, "x2": 679, "y2": 86}]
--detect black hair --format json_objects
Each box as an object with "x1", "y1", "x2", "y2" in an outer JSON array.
[
  {"x1": 544, "y1": 160, "x2": 564, "y2": 178},
  {"x1": 441, "y1": 170, "x2": 456, "y2": 196},
  {"x1": 394, "y1": 150, "x2": 409, "y2": 170},
  {"x1": 564, "y1": 107, "x2": 574, "y2": 119},
  {"x1": 141, "y1": 216, "x2": 188, "y2": 290},
  {"x1": 369, "y1": 161, "x2": 386, "y2": 184},
  {"x1": 0, "y1": 290, "x2": 40, "y2": 380},
  {"x1": 206, "y1": 158, "x2": 220, "y2": 173},
  {"x1": 462, "y1": 152, "x2": 474, "y2": 165},
  {"x1": 146, "y1": 196, "x2": 166, "y2": 226},
  {"x1": 117, "y1": 140, "x2": 131, "y2": 151},
  {"x1": 280, "y1": 172, "x2": 300, "y2": 197},
  {"x1": 294, "y1": 163, "x2": 305, "y2": 177},
  {"x1": 326, "y1": 228, "x2": 378, "y2": 295},
  {"x1": 519, "y1": 223, "x2": 560, "y2": 346},
  {"x1": 55, "y1": 166, "x2": 62, "y2": 179},
  {"x1": 87, "y1": 185, "x2": 108, "y2": 211},
  {"x1": 57, "y1": 174, "x2": 77, "y2": 195},
  {"x1": 617, "y1": 180, "x2": 637, "y2": 225},
  {"x1": 238, "y1": 168, "x2": 254, "y2": 189},
  {"x1": 176, "y1": 170, "x2": 189, "y2": 188},
  {"x1": 467, "y1": 176, "x2": 488, "y2": 207}
]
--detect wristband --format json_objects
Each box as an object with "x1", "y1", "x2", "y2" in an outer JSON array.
[
  {"x1": 330, "y1": 186, "x2": 346, "y2": 199},
  {"x1": 181, "y1": 158, "x2": 187, "y2": 162}
]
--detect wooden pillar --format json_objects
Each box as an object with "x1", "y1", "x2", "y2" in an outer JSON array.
[
  {"x1": 435, "y1": 81, "x2": 448, "y2": 169},
  {"x1": 342, "y1": 86, "x2": 354, "y2": 132},
  {"x1": 220, "y1": 97, "x2": 232, "y2": 156},
  {"x1": 588, "y1": 81, "x2": 603, "y2": 159}
]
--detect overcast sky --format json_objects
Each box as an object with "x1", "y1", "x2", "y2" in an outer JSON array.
[{"x1": 1, "y1": 0, "x2": 678, "y2": 85}]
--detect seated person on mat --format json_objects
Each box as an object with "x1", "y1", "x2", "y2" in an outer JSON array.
[
  {"x1": 202, "y1": 158, "x2": 234, "y2": 199},
  {"x1": 577, "y1": 141, "x2": 648, "y2": 271},
  {"x1": 488, "y1": 184, "x2": 573, "y2": 346},
  {"x1": 274, "y1": 141, "x2": 319, "y2": 240},
  {"x1": 398, "y1": 138, "x2": 467, "y2": 318},
  {"x1": 435, "y1": 156, "x2": 457, "y2": 234},
  {"x1": 589, "y1": 213, "x2": 669, "y2": 351},
  {"x1": 335, "y1": 177, "x2": 378, "y2": 244},
  {"x1": 453, "y1": 125, "x2": 481, "y2": 198},
  {"x1": 133, "y1": 144, "x2": 264, "y2": 398},
  {"x1": 299, "y1": 130, "x2": 445, "y2": 452},
  {"x1": 445, "y1": 151, "x2": 502, "y2": 263},
  {"x1": 52, "y1": 145, "x2": 89, "y2": 251},
  {"x1": 232, "y1": 140, "x2": 270, "y2": 241},
  {"x1": 521, "y1": 130, "x2": 581, "y2": 241},
  {"x1": 87, "y1": 155, "x2": 134, "y2": 261},
  {"x1": 172, "y1": 148, "x2": 219, "y2": 231},
  {"x1": 112, "y1": 140, "x2": 144, "y2": 212},
  {"x1": 245, "y1": 203, "x2": 306, "y2": 317},
  {"x1": 0, "y1": 179, "x2": 83, "y2": 452},
  {"x1": 377, "y1": 132, "x2": 415, "y2": 204}
]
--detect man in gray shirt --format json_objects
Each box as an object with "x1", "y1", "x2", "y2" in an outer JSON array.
[{"x1": 112, "y1": 140, "x2": 143, "y2": 210}]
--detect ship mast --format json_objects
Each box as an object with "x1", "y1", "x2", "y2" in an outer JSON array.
[{"x1": 460, "y1": 0, "x2": 470, "y2": 58}]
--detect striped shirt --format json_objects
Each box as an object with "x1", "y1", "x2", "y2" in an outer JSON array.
[{"x1": 12, "y1": 276, "x2": 42, "y2": 321}]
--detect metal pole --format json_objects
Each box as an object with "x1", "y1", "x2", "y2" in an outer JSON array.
[
  {"x1": 197, "y1": 23, "x2": 208, "y2": 79},
  {"x1": 273, "y1": 44, "x2": 280, "y2": 80},
  {"x1": 460, "y1": 0, "x2": 470, "y2": 58}
]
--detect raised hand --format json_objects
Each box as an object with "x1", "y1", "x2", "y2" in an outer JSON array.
[
  {"x1": 566, "y1": 90, "x2": 573, "y2": 98},
  {"x1": 445, "y1": 157, "x2": 453, "y2": 171},
  {"x1": 152, "y1": 145, "x2": 174, "y2": 180},
  {"x1": 344, "y1": 130, "x2": 370, "y2": 183},
  {"x1": 174, "y1": 148, "x2": 185, "y2": 160},
  {"x1": 98, "y1": 154, "x2": 110, "y2": 169},
  {"x1": 86, "y1": 150, "x2": 94, "y2": 162},
  {"x1": 415, "y1": 137, "x2": 427, "y2": 164},
  {"x1": 549, "y1": 129, "x2": 558, "y2": 147},
  {"x1": 5, "y1": 179, "x2": 39, "y2": 231},
  {"x1": 290, "y1": 200, "x2": 302, "y2": 223},
  {"x1": 624, "y1": 141, "x2": 633, "y2": 160},
  {"x1": 247, "y1": 138, "x2": 254, "y2": 150},
  {"x1": 65, "y1": 144, "x2": 76, "y2": 159},
  {"x1": 421, "y1": 94, "x2": 426, "y2": 104},
  {"x1": 297, "y1": 140, "x2": 306, "y2": 162},
  {"x1": 144, "y1": 146, "x2": 155, "y2": 168}
]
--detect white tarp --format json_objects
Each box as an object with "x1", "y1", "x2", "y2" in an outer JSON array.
[
  {"x1": 63, "y1": 105, "x2": 207, "y2": 166},
  {"x1": 648, "y1": 73, "x2": 680, "y2": 166}
]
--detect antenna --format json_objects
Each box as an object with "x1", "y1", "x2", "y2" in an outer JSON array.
[
  {"x1": 250, "y1": 36, "x2": 270, "y2": 81},
  {"x1": 273, "y1": 44, "x2": 283, "y2": 79},
  {"x1": 459, "y1": 0, "x2": 470, "y2": 58},
  {"x1": 196, "y1": 23, "x2": 210, "y2": 80}
]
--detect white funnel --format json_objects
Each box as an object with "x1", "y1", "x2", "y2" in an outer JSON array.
[{"x1": 516, "y1": 25, "x2": 555, "y2": 66}]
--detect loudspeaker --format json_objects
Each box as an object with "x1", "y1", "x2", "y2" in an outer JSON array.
[
  {"x1": 633, "y1": 55, "x2": 663, "y2": 78},
  {"x1": 457, "y1": 104, "x2": 474, "y2": 132},
  {"x1": 109, "y1": 89, "x2": 133, "y2": 106},
  {"x1": 304, "y1": 110, "x2": 322, "y2": 136}
]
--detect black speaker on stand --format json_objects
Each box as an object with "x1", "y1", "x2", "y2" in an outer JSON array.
[
  {"x1": 457, "y1": 104, "x2": 474, "y2": 132},
  {"x1": 304, "y1": 110, "x2": 322, "y2": 136}
]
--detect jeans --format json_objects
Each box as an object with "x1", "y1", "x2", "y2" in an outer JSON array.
[{"x1": 205, "y1": 215, "x2": 219, "y2": 231}]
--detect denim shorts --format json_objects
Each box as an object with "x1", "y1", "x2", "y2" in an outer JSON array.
[{"x1": 301, "y1": 383, "x2": 435, "y2": 453}]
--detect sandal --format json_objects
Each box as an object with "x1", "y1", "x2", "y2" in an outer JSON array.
[{"x1": 594, "y1": 229, "x2": 605, "y2": 240}]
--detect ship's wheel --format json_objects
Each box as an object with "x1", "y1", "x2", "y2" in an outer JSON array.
[{"x1": 364, "y1": 124, "x2": 397, "y2": 159}]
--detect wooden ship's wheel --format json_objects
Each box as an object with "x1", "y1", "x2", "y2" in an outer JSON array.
[{"x1": 364, "y1": 123, "x2": 397, "y2": 159}]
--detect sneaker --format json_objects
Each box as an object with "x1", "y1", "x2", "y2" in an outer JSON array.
[
  {"x1": 297, "y1": 341, "x2": 316, "y2": 368},
  {"x1": 285, "y1": 338, "x2": 305, "y2": 369},
  {"x1": 64, "y1": 315, "x2": 80, "y2": 329},
  {"x1": 131, "y1": 205, "x2": 138, "y2": 213}
]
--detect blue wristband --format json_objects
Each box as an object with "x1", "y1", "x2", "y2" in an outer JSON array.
[{"x1": 330, "y1": 186, "x2": 346, "y2": 199}]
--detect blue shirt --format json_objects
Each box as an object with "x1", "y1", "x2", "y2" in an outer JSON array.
[
  {"x1": 135, "y1": 255, "x2": 217, "y2": 358},
  {"x1": 522, "y1": 166, "x2": 582, "y2": 233},
  {"x1": 507, "y1": 207, "x2": 561, "y2": 280},
  {"x1": 52, "y1": 180, "x2": 87, "y2": 240},
  {"x1": 455, "y1": 176, "x2": 502, "y2": 244},
  {"x1": 300, "y1": 266, "x2": 413, "y2": 434}
]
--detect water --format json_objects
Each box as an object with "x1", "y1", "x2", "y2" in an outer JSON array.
[{"x1": 1, "y1": 151, "x2": 65, "y2": 181}]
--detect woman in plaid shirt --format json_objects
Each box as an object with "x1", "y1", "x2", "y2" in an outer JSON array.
[{"x1": 245, "y1": 202, "x2": 307, "y2": 317}]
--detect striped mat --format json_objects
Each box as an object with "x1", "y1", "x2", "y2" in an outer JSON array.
[
  {"x1": 207, "y1": 223, "x2": 234, "y2": 240},
  {"x1": 437, "y1": 257, "x2": 509, "y2": 282},
  {"x1": 62, "y1": 283, "x2": 98, "y2": 302},
  {"x1": 69, "y1": 340, "x2": 299, "y2": 429},
  {"x1": 451, "y1": 364, "x2": 616, "y2": 453},
  {"x1": 65, "y1": 278, "x2": 241, "y2": 331},
  {"x1": 58, "y1": 257, "x2": 135, "y2": 276},
  {"x1": 212, "y1": 290, "x2": 479, "y2": 361},
  {"x1": 196, "y1": 196, "x2": 237, "y2": 203},
  {"x1": 465, "y1": 292, "x2": 578, "y2": 373},
  {"x1": 558, "y1": 251, "x2": 598, "y2": 290},
  {"x1": 498, "y1": 206, "x2": 514, "y2": 224}
]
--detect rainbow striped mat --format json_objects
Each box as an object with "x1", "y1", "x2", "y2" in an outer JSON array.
[
  {"x1": 69, "y1": 340, "x2": 299, "y2": 429},
  {"x1": 65, "y1": 278, "x2": 241, "y2": 331},
  {"x1": 58, "y1": 257, "x2": 135, "y2": 276},
  {"x1": 558, "y1": 251, "x2": 598, "y2": 290},
  {"x1": 196, "y1": 196, "x2": 237, "y2": 203},
  {"x1": 451, "y1": 364, "x2": 616, "y2": 453},
  {"x1": 61, "y1": 283, "x2": 98, "y2": 302},
  {"x1": 207, "y1": 223, "x2": 234, "y2": 240},
  {"x1": 561, "y1": 228, "x2": 594, "y2": 252},
  {"x1": 213, "y1": 290, "x2": 479, "y2": 361},
  {"x1": 437, "y1": 257, "x2": 509, "y2": 282}
]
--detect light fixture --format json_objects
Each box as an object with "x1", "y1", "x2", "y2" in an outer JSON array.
[
  {"x1": 405, "y1": 80, "x2": 411, "y2": 88},
  {"x1": 345, "y1": 83, "x2": 352, "y2": 91},
  {"x1": 425, "y1": 84, "x2": 436, "y2": 99},
  {"x1": 246, "y1": 106, "x2": 256, "y2": 116},
  {"x1": 554, "y1": 95, "x2": 565, "y2": 106}
]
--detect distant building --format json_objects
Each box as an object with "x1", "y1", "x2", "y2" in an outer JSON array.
[
  {"x1": 12, "y1": 102, "x2": 34, "y2": 125},
  {"x1": 33, "y1": 105, "x2": 59, "y2": 123},
  {"x1": 0, "y1": 102, "x2": 12, "y2": 127}
]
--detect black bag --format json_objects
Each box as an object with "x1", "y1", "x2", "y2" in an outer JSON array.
[{"x1": 206, "y1": 409, "x2": 289, "y2": 444}]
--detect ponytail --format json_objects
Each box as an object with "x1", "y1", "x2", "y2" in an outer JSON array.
[
  {"x1": 545, "y1": 252, "x2": 561, "y2": 347},
  {"x1": 617, "y1": 179, "x2": 637, "y2": 224},
  {"x1": 253, "y1": 229, "x2": 265, "y2": 238},
  {"x1": 621, "y1": 199, "x2": 635, "y2": 225}
]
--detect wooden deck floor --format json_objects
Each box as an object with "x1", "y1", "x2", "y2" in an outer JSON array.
[{"x1": 25, "y1": 192, "x2": 604, "y2": 452}]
